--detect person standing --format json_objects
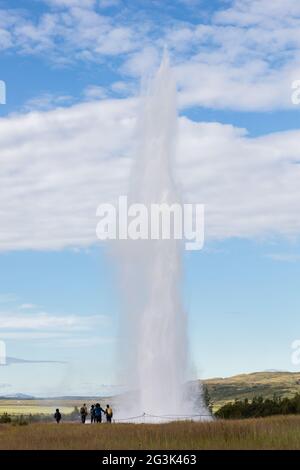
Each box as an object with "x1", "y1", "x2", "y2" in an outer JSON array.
[
  {"x1": 80, "y1": 403, "x2": 88, "y2": 424},
  {"x1": 90, "y1": 404, "x2": 96, "y2": 423},
  {"x1": 54, "y1": 408, "x2": 62, "y2": 424},
  {"x1": 105, "y1": 404, "x2": 113, "y2": 423},
  {"x1": 94, "y1": 403, "x2": 105, "y2": 423}
]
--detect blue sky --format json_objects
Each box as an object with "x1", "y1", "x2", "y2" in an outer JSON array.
[{"x1": 1, "y1": 0, "x2": 300, "y2": 396}]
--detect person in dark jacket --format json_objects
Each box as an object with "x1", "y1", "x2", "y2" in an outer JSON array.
[
  {"x1": 94, "y1": 403, "x2": 105, "y2": 423},
  {"x1": 90, "y1": 404, "x2": 96, "y2": 423},
  {"x1": 54, "y1": 408, "x2": 61, "y2": 423}
]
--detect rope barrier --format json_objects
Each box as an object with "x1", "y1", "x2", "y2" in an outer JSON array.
[
  {"x1": 144, "y1": 412, "x2": 211, "y2": 418},
  {"x1": 113, "y1": 412, "x2": 211, "y2": 423},
  {"x1": 113, "y1": 414, "x2": 146, "y2": 422}
]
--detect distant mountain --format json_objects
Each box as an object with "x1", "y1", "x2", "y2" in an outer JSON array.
[
  {"x1": 3, "y1": 357, "x2": 66, "y2": 366},
  {"x1": 203, "y1": 371, "x2": 300, "y2": 410},
  {"x1": 0, "y1": 393, "x2": 35, "y2": 400}
]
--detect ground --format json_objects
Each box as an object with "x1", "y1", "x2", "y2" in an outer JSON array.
[{"x1": 0, "y1": 416, "x2": 300, "y2": 450}]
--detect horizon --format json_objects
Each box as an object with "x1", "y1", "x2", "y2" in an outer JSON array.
[{"x1": 1, "y1": 369, "x2": 300, "y2": 399}]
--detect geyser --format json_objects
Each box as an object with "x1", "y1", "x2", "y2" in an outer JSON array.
[{"x1": 116, "y1": 52, "x2": 208, "y2": 422}]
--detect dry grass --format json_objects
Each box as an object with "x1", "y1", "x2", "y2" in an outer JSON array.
[
  {"x1": 0, "y1": 415, "x2": 300, "y2": 450},
  {"x1": 0, "y1": 405, "x2": 74, "y2": 415}
]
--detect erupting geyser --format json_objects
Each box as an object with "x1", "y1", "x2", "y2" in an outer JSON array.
[{"x1": 116, "y1": 52, "x2": 208, "y2": 422}]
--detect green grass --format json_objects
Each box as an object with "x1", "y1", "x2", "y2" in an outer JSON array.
[{"x1": 1, "y1": 416, "x2": 300, "y2": 449}]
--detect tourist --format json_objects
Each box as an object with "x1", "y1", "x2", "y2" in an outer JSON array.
[
  {"x1": 105, "y1": 404, "x2": 113, "y2": 423},
  {"x1": 80, "y1": 403, "x2": 88, "y2": 424},
  {"x1": 54, "y1": 408, "x2": 61, "y2": 424},
  {"x1": 94, "y1": 403, "x2": 105, "y2": 423},
  {"x1": 90, "y1": 404, "x2": 96, "y2": 423}
]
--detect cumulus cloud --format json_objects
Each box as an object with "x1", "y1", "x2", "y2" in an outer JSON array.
[
  {"x1": 161, "y1": 0, "x2": 300, "y2": 110},
  {"x1": 0, "y1": 97, "x2": 300, "y2": 250},
  {"x1": 177, "y1": 118, "x2": 300, "y2": 238},
  {"x1": 1, "y1": 1, "x2": 300, "y2": 110},
  {"x1": 0, "y1": 2, "x2": 138, "y2": 63},
  {"x1": 0, "y1": 98, "x2": 136, "y2": 251},
  {"x1": 0, "y1": 308, "x2": 111, "y2": 349}
]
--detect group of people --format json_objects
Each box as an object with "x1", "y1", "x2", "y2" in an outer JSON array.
[
  {"x1": 54, "y1": 403, "x2": 113, "y2": 424},
  {"x1": 80, "y1": 403, "x2": 113, "y2": 424}
]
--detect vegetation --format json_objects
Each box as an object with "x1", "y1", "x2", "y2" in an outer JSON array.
[
  {"x1": 202, "y1": 385, "x2": 213, "y2": 413},
  {"x1": 203, "y1": 371, "x2": 300, "y2": 410},
  {"x1": 1, "y1": 417, "x2": 300, "y2": 449},
  {"x1": 0, "y1": 406, "x2": 82, "y2": 425},
  {"x1": 216, "y1": 394, "x2": 300, "y2": 419}
]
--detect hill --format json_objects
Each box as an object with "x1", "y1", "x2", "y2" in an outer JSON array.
[{"x1": 203, "y1": 371, "x2": 300, "y2": 410}]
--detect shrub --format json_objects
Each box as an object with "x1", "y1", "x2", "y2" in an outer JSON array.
[
  {"x1": 215, "y1": 393, "x2": 300, "y2": 419},
  {"x1": 0, "y1": 413, "x2": 12, "y2": 423}
]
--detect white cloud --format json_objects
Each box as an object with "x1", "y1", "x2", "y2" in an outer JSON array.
[
  {"x1": 2, "y1": 1, "x2": 300, "y2": 110},
  {"x1": 18, "y1": 304, "x2": 39, "y2": 310},
  {"x1": 45, "y1": 0, "x2": 96, "y2": 8},
  {"x1": 83, "y1": 85, "x2": 108, "y2": 100},
  {"x1": 213, "y1": 0, "x2": 300, "y2": 27},
  {"x1": 266, "y1": 253, "x2": 300, "y2": 262},
  {"x1": 0, "y1": 3, "x2": 138, "y2": 62},
  {"x1": 177, "y1": 118, "x2": 300, "y2": 239},
  {"x1": 0, "y1": 98, "x2": 136, "y2": 251},
  {"x1": 98, "y1": 0, "x2": 120, "y2": 8},
  {"x1": 0, "y1": 332, "x2": 69, "y2": 340},
  {"x1": 0, "y1": 312, "x2": 108, "y2": 330},
  {"x1": 1, "y1": 98, "x2": 300, "y2": 250},
  {"x1": 121, "y1": 46, "x2": 160, "y2": 78},
  {"x1": 22, "y1": 93, "x2": 74, "y2": 112},
  {"x1": 160, "y1": 0, "x2": 300, "y2": 110},
  {"x1": 0, "y1": 308, "x2": 113, "y2": 351}
]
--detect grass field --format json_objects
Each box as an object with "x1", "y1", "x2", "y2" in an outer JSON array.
[
  {"x1": 0, "y1": 404, "x2": 74, "y2": 415},
  {"x1": 0, "y1": 416, "x2": 300, "y2": 449},
  {"x1": 0, "y1": 398, "x2": 104, "y2": 416}
]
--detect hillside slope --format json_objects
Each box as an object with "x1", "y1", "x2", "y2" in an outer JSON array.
[{"x1": 203, "y1": 371, "x2": 300, "y2": 409}]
